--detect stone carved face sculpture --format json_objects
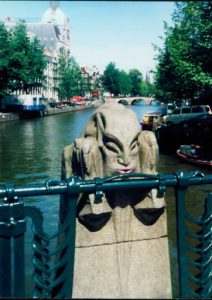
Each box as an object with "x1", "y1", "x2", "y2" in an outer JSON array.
[
  {"x1": 60, "y1": 103, "x2": 165, "y2": 231},
  {"x1": 95, "y1": 107, "x2": 141, "y2": 177}
]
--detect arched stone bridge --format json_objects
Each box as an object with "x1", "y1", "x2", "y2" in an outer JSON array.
[{"x1": 104, "y1": 96, "x2": 154, "y2": 106}]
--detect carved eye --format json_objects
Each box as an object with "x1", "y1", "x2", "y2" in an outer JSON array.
[
  {"x1": 103, "y1": 135, "x2": 122, "y2": 153},
  {"x1": 130, "y1": 141, "x2": 138, "y2": 152},
  {"x1": 105, "y1": 142, "x2": 120, "y2": 153}
]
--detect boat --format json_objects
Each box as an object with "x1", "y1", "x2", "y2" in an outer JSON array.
[
  {"x1": 140, "y1": 112, "x2": 163, "y2": 131},
  {"x1": 4, "y1": 94, "x2": 47, "y2": 118},
  {"x1": 176, "y1": 144, "x2": 212, "y2": 168}
]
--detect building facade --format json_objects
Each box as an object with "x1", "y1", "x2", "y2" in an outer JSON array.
[{"x1": 3, "y1": 0, "x2": 71, "y2": 102}]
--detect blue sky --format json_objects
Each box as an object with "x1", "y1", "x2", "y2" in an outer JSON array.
[{"x1": 0, "y1": 1, "x2": 175, "y2": 77}]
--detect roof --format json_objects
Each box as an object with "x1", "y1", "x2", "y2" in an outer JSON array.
[{"x1": 26, "y1": 23, "x2": 58, "y2": 51}]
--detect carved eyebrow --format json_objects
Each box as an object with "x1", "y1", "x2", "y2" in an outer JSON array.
[
  {"x1": 103, "y1": 132, "x2": 124, "y2": 151},
  {"x1": 130, "y1": 132, "x2": 140, "y2": 147}
]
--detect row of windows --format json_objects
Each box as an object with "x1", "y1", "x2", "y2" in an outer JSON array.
[{"x1": 173, "y1": 106, "x2": 210, "y2": 114}]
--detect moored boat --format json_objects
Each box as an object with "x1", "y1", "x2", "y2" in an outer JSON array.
[
  {"x1": 140, "y1": 112, "x2": 163, "y2": 131},
  {"x1": 176, "y1": 144, "x2": 212, "y2": 168},
  {"x1": 4, "y1": 94, "x2": 47, "y2": 118}
]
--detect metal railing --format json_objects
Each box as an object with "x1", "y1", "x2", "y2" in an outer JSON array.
[{"x1": 0, "y1": 170, "x2": 211, "y2": 298}]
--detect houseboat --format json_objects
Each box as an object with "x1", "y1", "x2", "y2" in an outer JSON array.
[{"x1": 3, "y1": 94, "x2": 47, "y2": 117}]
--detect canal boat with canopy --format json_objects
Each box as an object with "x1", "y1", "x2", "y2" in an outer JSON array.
[{"x1": 176, "y1": 144, "x2": 212, "y2": 168}]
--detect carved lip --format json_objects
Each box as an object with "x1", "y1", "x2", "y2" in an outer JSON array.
[{"x1": 117, "y1": 168, "x2": 135, "y2": 174}]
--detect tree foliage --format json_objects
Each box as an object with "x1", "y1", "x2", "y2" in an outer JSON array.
[
  {"x1": 118, "y1": 70, "x2": 132, "y2": 96},
  {"x1": 154, "y1": 2, "x2": 212, "y2": 105},
  {"x1": 129, "y1": 69, "x2": 142, "y2": 96},
  {"x1": 102, "y1": 63, "x2": 152, "y2": 97},
  {"x1": 102, "y1": 62, "x2": 121, "y2": 96},
  {"x1": 56, "y1": 48, "x2": 84, "y2": 100},
  {"x1": 0, "y1": 21, "x2": 46, "y2": 98},
  {"x1": 0, "y1": 22, "x2": 11, "y2": 94}
]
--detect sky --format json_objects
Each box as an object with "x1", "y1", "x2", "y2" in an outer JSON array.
[{"x1": 0, "y1": 1, "x2": 175, "y2": 77}]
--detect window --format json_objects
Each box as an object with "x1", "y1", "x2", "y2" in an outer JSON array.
[
  {"x1": 192, "y1": 106, "x2": 204, "y2": 113},
  {"x1": 182, "y1": 107, "x2": 191, "y2": 113},
  {"x1": 173, "y1": 108, "x2": 180, "y2": 114}
]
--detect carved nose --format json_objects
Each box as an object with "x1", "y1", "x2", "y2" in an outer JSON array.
[{"x1": 118, "y1": 155, "x2": 130, "y2": 166}]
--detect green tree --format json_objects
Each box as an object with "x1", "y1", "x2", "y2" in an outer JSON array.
[
  {"x1": 118, "y1": 70, "x2": 132, "y2": 96},
  {"x1": 153, "y1": 45, "x2": 179, "y2": 103},
  {"x1": 129, "y1": 69, "x2": 143, "y2": 96},
  {"x1": 102, "y1": 62, "x2": 120, "y2": 96},
  {"x1": 9, "y1": 21, "x2": 46, "y2": 93},
  {"x1": 0, "y1": 22, "x2": 11, "y2": 97},
  {"x1": 8, "y1": 21, "x2": 32, "y2": 92},
  {"x1": 154, "y1": 2, "x2": 212, "y2": 105},
  {"x1": 140, "y1": 81, "x2": 149, "y2": 96},
  {"x1": 56, "y1": 48, "x2": 84, "y2": 100},
  {"x1": 27, "y1": 37, "x2": 47, "y2": 93},
  {"x1": 0, "y1": 21, "x2": 46, "y2": 99}
]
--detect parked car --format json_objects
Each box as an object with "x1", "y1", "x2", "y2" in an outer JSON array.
[
  {"x1": 58, "y1": 102, "x2": 68, "y2": 107},
  {"x1": 163, "y1": 105, "x2": 212, "y2": 126},
  {"x1": 58, "y1": 101, "x2": 76, "y2": 107},
  {"x1": 67, "y1": 101, "x2": 76, "y2": 106},
  {"x1": 49, "y1": 102, "x2": 59, "y2": 108},
  {"x1": 179, "y1": 113, "x2": 212, "y2": 130},
  {"x1": 71, "y1": 96, "x2": 85, "y2": 105},
  {"x1": 179, "y1": 114, "x2": 212, "y2": 146}
]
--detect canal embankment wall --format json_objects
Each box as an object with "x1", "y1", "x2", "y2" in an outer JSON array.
[
  {"x1": 0, "y1": 102, "x2": 101, "y2": 123},
  {"x1": 0, "y1": 112, "x2": 20, "y2": 123},
  {"x1": 46, "y1": 103, "x2": 99, "y2": 115}
]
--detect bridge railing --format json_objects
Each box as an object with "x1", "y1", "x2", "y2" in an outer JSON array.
[{"x1": 0, "y1": 170, "x2": 211, "y2": 298}]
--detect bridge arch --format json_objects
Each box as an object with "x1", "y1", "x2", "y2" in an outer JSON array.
[
  {"x1": 131, "y1": 98, "x2": 146, "y2": 106},
  {"x1": 104, "y1": 96, "x2": 153, "y2": 106},
  {"x1": 118, "y1": 99, "x2": 128, "y2": 105}
]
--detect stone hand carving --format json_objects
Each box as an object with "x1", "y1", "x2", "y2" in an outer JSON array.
[{"x1": 60, "y1": 103, "x2": 165, "y2": 231}]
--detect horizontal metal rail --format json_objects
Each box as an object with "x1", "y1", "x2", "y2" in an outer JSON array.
[
  {"x1": 0, "y1": 171, "x2": 212, "y2": 200},
  {"x1": 0, "y1": 170, "x2": 211, "y2": 299}
]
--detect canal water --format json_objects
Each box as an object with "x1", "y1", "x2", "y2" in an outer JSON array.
[{"x1": 0, "y1": 104, "x2": 211, "y2": 297}]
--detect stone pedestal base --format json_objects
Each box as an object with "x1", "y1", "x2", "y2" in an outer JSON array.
[{"x1": 72, "y1": 211, "x2": 172, "y2": 299}]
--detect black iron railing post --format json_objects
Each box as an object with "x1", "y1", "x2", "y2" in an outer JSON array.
[
  {"x1": 174, "y1": 170, "x2": 190, "y2": 298},
  {"x1": 199, "y1": 192, "x2": 212, "y2": 298},
  {"x1": 0, "y1": 201, "x2": 12, "y2": 297},
  {"x1": 0, "y1": 193, "x2": 26, "y2": 298},
  {"x1": 174, "y1": 171, "x2": 212, "y2": 298}
]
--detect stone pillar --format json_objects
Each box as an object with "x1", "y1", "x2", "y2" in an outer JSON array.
[{"x1": 60, "y1": 103, "x2": 172, "y2": 298}]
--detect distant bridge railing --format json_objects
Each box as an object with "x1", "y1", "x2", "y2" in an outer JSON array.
[{"x1": 0, "y1": 170, "x2": 211, "y2": 298}]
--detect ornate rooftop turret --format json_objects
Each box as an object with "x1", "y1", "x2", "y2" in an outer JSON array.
[{"x1": 41, "y1": 1, "x2": 69, "y2": 26}]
